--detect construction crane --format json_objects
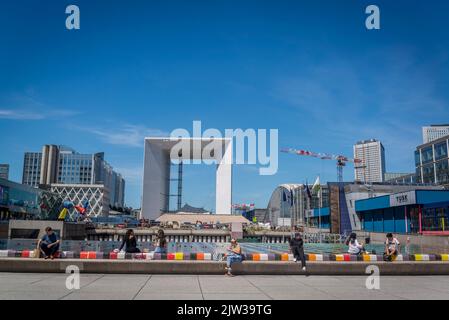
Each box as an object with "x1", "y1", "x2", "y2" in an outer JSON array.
[{"x1": 281, "y1": 148, "x2": 365, "y2": 183}]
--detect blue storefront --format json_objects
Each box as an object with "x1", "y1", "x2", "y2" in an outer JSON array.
[
  {"x1": 306, "y1": 207, "x2": 330, "y2": 229},
  {"x1": 355, "y1": 190, "x2": 449, "y2": 235}
]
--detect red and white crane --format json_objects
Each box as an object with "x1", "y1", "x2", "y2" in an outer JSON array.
[{"x1": 281, "y1": 147, "x2": 364, "y2": 183}]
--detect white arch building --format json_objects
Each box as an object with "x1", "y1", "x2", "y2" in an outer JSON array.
[{"x1": 142, "y1": 137, "x2": 233, "y2": 220}]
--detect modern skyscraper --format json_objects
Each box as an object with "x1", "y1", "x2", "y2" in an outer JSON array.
[
  {"x1": 422, "y1": 125, "x2": 449, "y2": 144},
  {"x1": 22, "y1": 145, "x2": 125, "y2": 208},
  {"x1": 353, "y1": 139, "x2": 386, "y2": 183},
  {"x1": 0, "y1": 164, "x2": 9, "y2": 180}
]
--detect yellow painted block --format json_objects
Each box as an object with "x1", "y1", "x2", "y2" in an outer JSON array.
[
  {"x1": 363, "y1": 255, "x2": 371, "y2": 262},
  {"x1": 335, "y1": 255, "x2": 344, "y2": 261},
  {"x1": 441, "y1": 254, "x2": 449, "y2": 261},
  {"x1": 175, "y1": 252, "x2": 184, "y2": 260}
]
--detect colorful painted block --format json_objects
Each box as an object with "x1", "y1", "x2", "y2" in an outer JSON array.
[
  {"x1": 0, "y1": 250, "x2": 9, "y2": 257},
  {"x1": 280, "y1": 253, "x2": 289, "y2": 261},
  {"x1": 153, "y1": 253, "x2": 162, "y2": 260},
  {"x1": 182, "y1": 252, "x2": 190, "y2": 260},
  {"x1": 414, "y1": 254, "x2": 430, "y2": 261},
  {"x1": 441, "y1": 254, "x2": 449, "y2": 261},
  {"x1": 259, "y1": 254, "x2": 268, "y2": 261},
  {"x1": 196, "y1": 253, "x2": 204, "y2": 260},
  {"x1": 395, "y1": 254, "x2": 403, "y2": 261},
  {"x1": 14, "y1": 251, "x2": 22, "y2": 257},
  {"x1": 252, "y1": 254, "x2": 260, "y2": 261},
  {"x1": 167, "y1": 253, "x2": 175, "y2": 260},
  {"x1": 204, "y1": 253, "x2": 212, "y2": 260},
  {"x1": 267, "y1": 254, "x2": 276, "y2": 261},
  {"x1": 21, "y1": 250, "x2": 31, "y2": 258},
  {"x1": 335, "y1": 255, "x2": 344, "y2": 261},
  {"x1": 307, "y1": 254, "x2": 316, "y2": 261},
  {"x1": 109, "y1": 252, "x2": 118, "y2": 259},
  {"x1": 62, "y1": 251, "x2": 74, "y2": 259},
  {"x1": 175, "y1": 252, "x2": 184, "y2": 260},
  {"x1": 80, "y1": 251, "x2": 89, "y2": 259}
]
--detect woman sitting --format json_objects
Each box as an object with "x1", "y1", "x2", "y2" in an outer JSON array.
[
  {"x1": 154, "y1": 229, "x2": 167, "y2": 254},
  {"x1": 346, "y1": 233, "x2": 364, "y2": 255},
  {"x1": 119, "y1": 229, "x2": 141, "y2": 253},
  {"x1": 225, "y1": 238, "x2": 243, "y2": 277}
]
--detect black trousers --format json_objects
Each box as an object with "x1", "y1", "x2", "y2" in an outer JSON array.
[
  {"x1": 291, "y1": 246, "x2": 306, "y2": 268},
  {"x1": 40, "y1": 243, "x2": 59, "y2": 257},
  {"x1": 126, "y1": 247, "x2": 141, "y2": 253}
]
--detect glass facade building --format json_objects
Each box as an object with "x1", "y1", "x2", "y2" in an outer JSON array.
[
  {"x1": 22, "y1": 145, "x2": 125, "y2": 208},
  {"x1": 415, "y1": 135, "x2": 449, "y2": 185},
  {"x1": 0, "y1": 178, "x2": 62, "y2": 221}
]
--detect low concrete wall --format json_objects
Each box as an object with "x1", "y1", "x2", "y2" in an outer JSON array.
[{"x1": 1, "y1": 259, "x2": 449, "y2": 275}]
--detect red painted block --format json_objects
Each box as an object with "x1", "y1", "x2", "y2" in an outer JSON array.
[
  {"x1": 167, "y1": 253, "x2": 175, "y2": 260},
  {"x1": 21, "y1": 250, "x2": 30, "y2": 258},
  {"x1": 109, "y1": 252, "x2": 118, "y2": 259},
  {"x1": 344, "y1": 254, "x2": 351, "y2": 261}
]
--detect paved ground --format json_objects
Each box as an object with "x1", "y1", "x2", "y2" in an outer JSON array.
[{"x1": 1, "y1": 273, "x2": 449, "y2": 300}]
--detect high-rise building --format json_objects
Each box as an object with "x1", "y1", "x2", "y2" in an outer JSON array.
[
  {"x1": 22, "y1": 152, "x2": 42, "y2": 187},
  {"x1": 415, "y1": 135, "x2": 449, "y2": 186},
  {"x1": 422, "y1": 125, "x2": 449, "y2": 144},
  {"x1": 0, "y1": 164, "x2": 9, "y2": 180},
  {"x1": 22, "y1": 145, "x2": 125, "y2": 208},
  {"x1": 353, "y1": 139, "x2": 386, "y2": 183}
]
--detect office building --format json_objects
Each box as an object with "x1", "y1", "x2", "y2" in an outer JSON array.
[
  {"x1": 354, "y1": 139, "x2": 386, "y2": 183},
  {"x1": 22, "y1": 145, "x2": 125, "y2": 208},
  {"x1": 415, "y1": 135, "x2": 449, "y2": 186},
  {"x1": 0, "y1": 164, "x2": 9, "y2": 180},
  {"x1": 422, "y1": 125, "x2": 449, "y2": 144}
]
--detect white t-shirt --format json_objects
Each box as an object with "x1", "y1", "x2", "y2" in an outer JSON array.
[
  {"x1": 386, "y1": 238, "x2": 400, "y2": 251},
  {"x1": 348, "y1": 239, "x2": 362, "y2": 254}
]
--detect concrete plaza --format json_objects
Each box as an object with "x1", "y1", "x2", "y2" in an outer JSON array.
[{"x1": 1, "y1": 273, "x2": 449, "y2": 300}]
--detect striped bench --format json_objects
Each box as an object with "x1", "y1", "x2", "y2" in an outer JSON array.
[{"x1": 2, "y1": 250, "x2": 449, "y2": 262}]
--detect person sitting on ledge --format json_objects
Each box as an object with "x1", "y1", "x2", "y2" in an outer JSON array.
[
  {"x1": 346, "y1": 233, "x2": 364, "y2": 256},
  {"x1": 384, "y1": 233, "x2": 401, "y2": 261},
  {"x1": 289, "y1": 232, "x2": 306, "y2": 271},
  {"x1": 154, "y1": 229, "x2": 167, "y2": 254},
  {"x1": 39, "y1": 227, "x2": 61, "y2": 260},
  {"x1": 225, "y1": 238, "x2": 243, "y2": 277},
  {"x1": 119, "y1": 229, "x2": 141, "y2": 253}
]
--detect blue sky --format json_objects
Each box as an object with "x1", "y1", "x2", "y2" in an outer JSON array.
[{"x1": 1, "y1": 0, "x2": 448, "y2": 210}]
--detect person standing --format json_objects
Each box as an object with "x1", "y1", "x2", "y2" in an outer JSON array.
[{"x1": 289, "y1": 233, "x2": 306, "y2": 271}]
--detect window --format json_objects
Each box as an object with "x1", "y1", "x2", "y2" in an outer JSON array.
[
  {"x1": 421, "y1": 147, "x2": 434, "y2": 164},
  {"x1": 435, "y1": 142, "x2": 448, "y2": 161},
  {"x1": 422, "y1": 164, "x2": 435, "y2": 184},
  {"x1": 436, "y1": 160, "x2": 449, "y2": 184}
]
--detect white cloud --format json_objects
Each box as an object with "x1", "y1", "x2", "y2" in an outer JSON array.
[
  {"x1": 83, "y1": 124, "x2": 168, "y2": 148},
  {"x1": 0, "y1": 109, "x2": 46, "y2": 120}
]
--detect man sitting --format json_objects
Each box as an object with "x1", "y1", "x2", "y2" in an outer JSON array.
[
  {"x1": 39, "y1": 227, "x2": 61, "y2": 260},
  {"x1": 384, "y1": 233, "x2": 401, "y2": 261},
  {"x1": 225, "y1": 239, "x2": 243, "y2": 277}
]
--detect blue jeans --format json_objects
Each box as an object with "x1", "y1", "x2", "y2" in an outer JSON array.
[
  {"x1": 155, "y1": 247, "x2": 167, "y2": 254},
  {"x1": 226, "y1": 254, "x2": 242, "y2": 268}
]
